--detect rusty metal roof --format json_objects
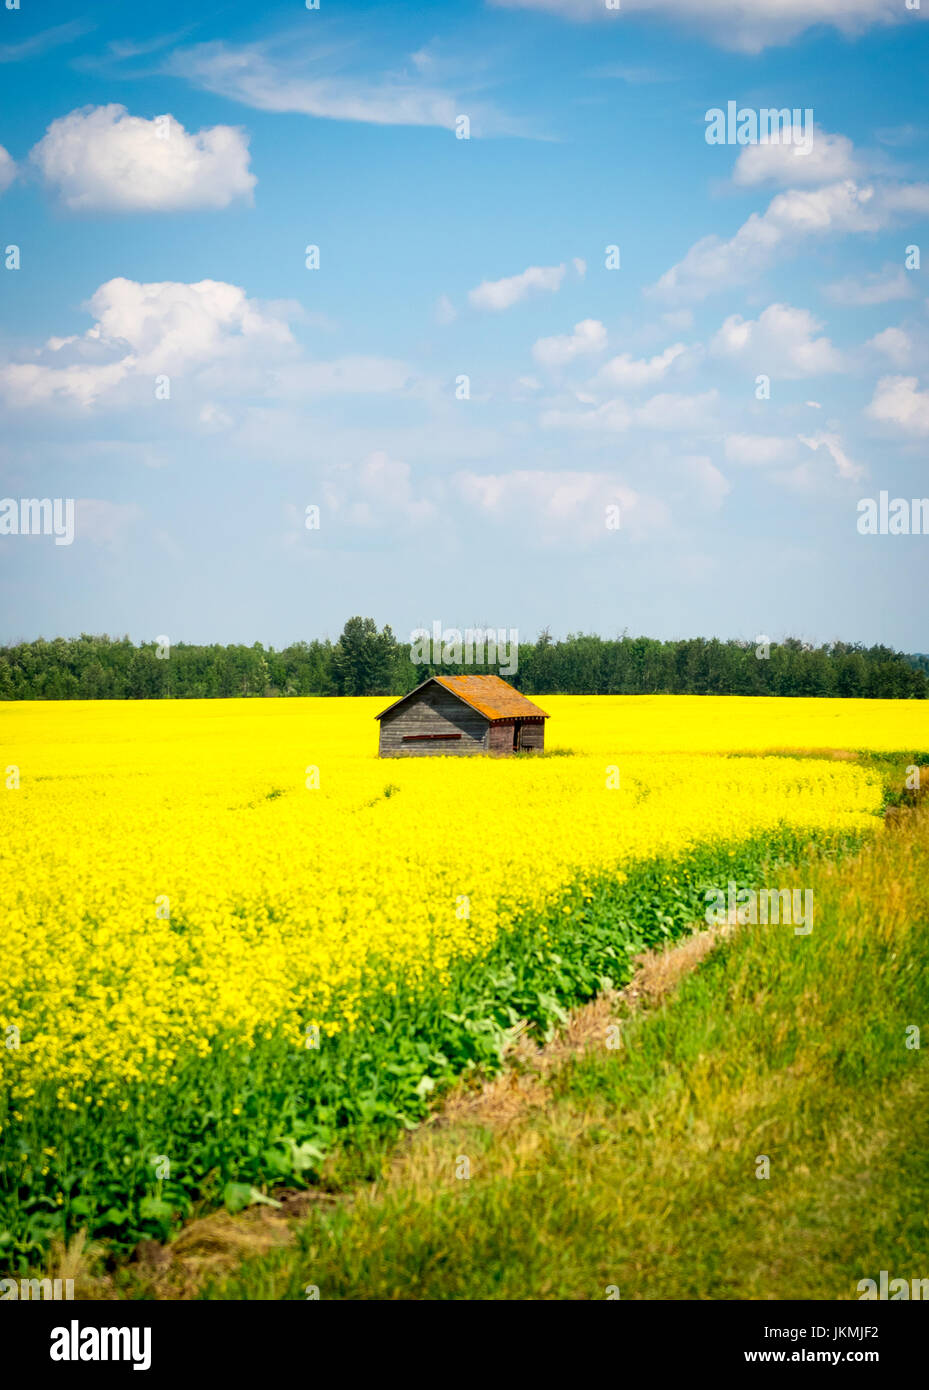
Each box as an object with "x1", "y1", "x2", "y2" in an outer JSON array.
[
  {"x1": 375, "y1": 674, "x2": 549, "y2": 722},
  {"x1": 435, "y1": 675, "x2": 549, "y2": 721}
]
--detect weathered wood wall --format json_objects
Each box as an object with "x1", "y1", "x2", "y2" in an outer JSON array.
[
  {"x1": 483, "y1": 719, "x2": 545, "y2": 754},
  {"x1": 487, "y1": 723, "x2": 514, "y2": 755},
  {"x1": 518, "y1": 720, "x2": 545, "y2": 751},
  {"x1": 379, "y1": 687, "x2": 490, "y2": 757}
]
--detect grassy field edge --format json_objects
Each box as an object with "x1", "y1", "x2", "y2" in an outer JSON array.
[{"x1": 167, "y1": 794, "x2": 929, "y2": 1301}]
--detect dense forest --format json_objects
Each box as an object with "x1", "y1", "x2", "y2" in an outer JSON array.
[{"x1": 1, "y1": 619, "x2": 926, "y2": 699}]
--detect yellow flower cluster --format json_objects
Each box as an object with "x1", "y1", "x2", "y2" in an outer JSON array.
[
  {"x1": 542, "y1": 693, "x2": 929, "y2": 756},
  {"x1": 2, "y1": 694, "x2": 915, "y2": 1100}
]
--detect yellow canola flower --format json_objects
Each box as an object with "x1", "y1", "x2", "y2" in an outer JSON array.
[{"x1": 1, "y1": 693, "x2": 918, "y2": 1092}]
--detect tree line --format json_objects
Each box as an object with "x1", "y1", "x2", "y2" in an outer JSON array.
[{"x1": 1, "y1": 619, "x2": 926, "y2": 700}]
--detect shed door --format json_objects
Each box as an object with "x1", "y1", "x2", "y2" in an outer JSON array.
[{"x1": 512, "y1": 721, "x2": 522, "y2": 751}]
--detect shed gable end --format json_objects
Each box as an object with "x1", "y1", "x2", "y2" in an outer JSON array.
[{"x1": 378, "y1": 683, "x2": 490, "y2": 757}]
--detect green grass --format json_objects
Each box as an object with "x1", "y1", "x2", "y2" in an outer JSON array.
[{"x1": 191, "y1": 801, "x2": 929, "y2": 1301}]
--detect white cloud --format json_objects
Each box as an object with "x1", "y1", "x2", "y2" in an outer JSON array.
[
  {"x1": 323, "y1": 451, "x2": 436, "y2": 528},
  {"x1": 0, "y1": 20, "x2": 92, "y2": 64},
  {"x1": 199, "y1": 402, "x2": 235, "y2": 432},
  {"x1": 633, "y1": 389, "x2": 718, "y2": 431},
  {"x1": 592, "y1": 343, "x2": 686, "y2": 391},
  {"x1": 489, "y1": 0, "x2": 918, "y2": 54},
  {"x1": 454, "y1": 468, "x2": 670, "y2": 541},
  {"x1": 30, "y1": 104, "x2": 255, "y2": 212},
  {"x1": 540, "y1": 398, "x2": 630, "y2": 432},
  {"x1": 682, "y1": 455, "x2": 730, "y2": 509},
  {"x1": 1, "y1": 359, "x2": 133, "y2": 409},
  {"x1": 724, "y1": 433, "x2": 798, "y2": 467},
  {"x1": 824, "y1": 265, "x2": 915, "y2": 306},
  {"x1": 470, "y1": 263, "x2": 567, "y2": 312},
  {"x1": 89, "y1": 278, "x2": 293, "y2": 363},
  {"x1": 104, "y1": 31, "x2": 193, "y2": 62},
  {"x1": 878, "y1": 184, "x2": 929, "y2": 217},
  {"x1": 711, "y1": 303, "x2": 843, "y2": 377},
  {"x1": 0, "y1": 145, "x2": 16, "y2": 195},
  {"x1": 652, "y1": 180, "x2": 929, "y2": 302},
  {"x1": 0, "y1": 278, "x2": 405, "y2": 411},
  {"x1": 732, "y1": 126, "x2": 862, "y2": 188},
  {"x1": 867, "y1": 327, "x2": 914, "y2": 368},
  {"x1": 797, "y1": 431, "x2": 864, "y2": 480},
  {"x1": 169, "y1": 40, "x2": 462, "y2": 131},
  {"x1": 532, "y1": 318, "x2": 607, "y2": 366},
  {"x1": 434, "y1": 294, "x2": 457, "y2": 325},
  {"x1": 866, "y1": 375, "x2": 929, "y2": 435},
  {"x1": 542, "y1": 388, "x2": 717, "y2": 433},
  {"x1": 511, "y1": 374, "x2": 545, "y2": 403}
]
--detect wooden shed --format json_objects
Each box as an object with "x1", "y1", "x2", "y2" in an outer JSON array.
[{"x1": 375, "y1": 674, "x2": 549, "y2": 757}]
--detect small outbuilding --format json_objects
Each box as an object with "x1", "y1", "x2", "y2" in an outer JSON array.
[{"x1": 375, "y1": 674, "x2": 549, "y2": 757}]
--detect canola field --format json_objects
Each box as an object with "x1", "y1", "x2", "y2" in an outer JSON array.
[{"x1": 1, "y1": 694, "x2": 927, "y2": 1267}]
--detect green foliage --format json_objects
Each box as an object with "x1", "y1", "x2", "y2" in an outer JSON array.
[
  {"x1": 330, "y1": 617, "x2": 397, "y2": 696},
  {"x1": 1, "y1": 628, "x2": 926, "y2": 700}
]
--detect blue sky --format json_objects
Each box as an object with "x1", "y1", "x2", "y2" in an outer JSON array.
[{"x1": 1, "y1": 0, "x2": 927, "y2": 650}]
